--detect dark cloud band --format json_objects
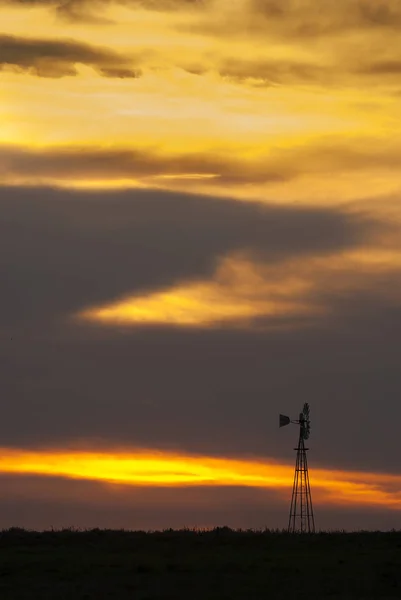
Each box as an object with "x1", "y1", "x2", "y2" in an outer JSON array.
[
  {"x1": 0, "y1": 34, "x2": 139, "y2": 77},
  {"x1": 2, "y1": 141, "x2": 401, "y2": 186}
]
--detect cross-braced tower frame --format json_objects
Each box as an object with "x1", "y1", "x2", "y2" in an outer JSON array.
[{"x1": 279, "y1": 403, "x2": 315, "y2": 533}]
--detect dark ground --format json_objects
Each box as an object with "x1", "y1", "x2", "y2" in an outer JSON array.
[{"x1": 1, "y1": 527, "x2": 401, "y2": 599}]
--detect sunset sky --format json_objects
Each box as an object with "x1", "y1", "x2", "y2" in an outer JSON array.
[{"x1": 1, "y1": 0, "x2": 401, "y2": 531}]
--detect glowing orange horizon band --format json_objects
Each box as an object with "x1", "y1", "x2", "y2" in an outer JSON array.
[{"x1": 0, "y1": 447, "x2": 400, "y2": 510}]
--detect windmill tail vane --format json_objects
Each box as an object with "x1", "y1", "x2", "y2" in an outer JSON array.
[{"x1": 279, "y1": 402, "x2": 315, "y2": 534}]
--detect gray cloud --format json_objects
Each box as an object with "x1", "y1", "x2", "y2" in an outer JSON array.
[
  {"x1": 0, "y1": 185, "x2": 370, "y2": 326},
  {"x1": 0, "y1": 34, "x2": 139, "y2": 78}
]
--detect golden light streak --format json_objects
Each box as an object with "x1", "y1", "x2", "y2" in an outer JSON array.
[
  {"x1": 79, "y1": 284, "x2": 312, "y2": 327},
  {"x1": 77, "y1": 246, "x2": 401, "y2": 328},
  {"x1": 0, "y1": 446, "x2": 401, "y2": 510},
  {"x1": 78, "y1": 258, "x2": 316, "y2": 327}
]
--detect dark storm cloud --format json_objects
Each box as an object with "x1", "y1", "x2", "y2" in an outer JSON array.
[
  {"x1": 0, "y1": 184, "x2": 371, "y2": 326},
  {"x1": 0, "y1": 34, "x2": 139, "y2": 78}
]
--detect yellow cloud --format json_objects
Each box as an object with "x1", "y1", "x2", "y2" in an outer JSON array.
[
  {"x1": 77, "y1": 257, "x2": 316, "y2": 327},
  {"x1": 0, "y1": 446, "x2": 401, "y2": 509},
  {"x1": 77, "y1": 245, "x2": 401, "y2": 328}
]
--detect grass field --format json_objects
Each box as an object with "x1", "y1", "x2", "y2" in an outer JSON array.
[{"x1": 1, "y1": 527, "x2": 401, "y2": 599}]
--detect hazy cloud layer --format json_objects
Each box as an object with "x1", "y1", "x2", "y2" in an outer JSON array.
[
  {"x1": 184, "y1": 0, "x2": 401, "y2": 41},
  {"x1": 250, "y1": 0, "x2": 401, "y2": 33},
  {"x1": 4, "y1": 0, "x2": 401, "y2": 32},
  {"x1": 0, "y1": 34, "x2": 139, "y2": 77},
  {"x1": 0, "y1": 0, "x2": 204, "y2": 22},
  {"x1": 1, "y1": 476, "x2": 398, "y2": 531},
  {"x1": 0, "y1": 0, "x2": 203, "y2": 14}
]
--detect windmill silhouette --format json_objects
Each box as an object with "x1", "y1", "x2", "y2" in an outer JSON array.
[{"x1": 279, "y1": 403, "x2": 315, "y2": 533}]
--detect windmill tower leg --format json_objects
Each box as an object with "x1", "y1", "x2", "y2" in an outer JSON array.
[
  {"x1": 288, "y1": 440, "x2": 300, "y2": 533},
  {"x1": 303, "y1": 447, "x2": 315, "y2": 533},
  {"x1": 288, "y1": 435, "x2": 315, "y2": 533}
]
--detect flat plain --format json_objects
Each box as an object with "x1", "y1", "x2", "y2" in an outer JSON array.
[{"x1": 1, "y1": 528, "x2": 401, "y2": 599}]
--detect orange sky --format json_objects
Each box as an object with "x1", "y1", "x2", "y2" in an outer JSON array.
[
  {"x1": 1, "y1": 0, "x2": 401, "y2": 530},
  {"x1": 3, "y1": 0, "x2": 400, "y2": 328},
  {"x1": 2, "y1": 1, "x2": 401, "y2": 204}
]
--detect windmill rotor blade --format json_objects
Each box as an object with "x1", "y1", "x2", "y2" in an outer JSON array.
[
  {"x1": 279, "y1": 414, "x2": 291, "y2": 428},
  {"x1": 300, "y1": 403, "x2": 311, "y2": 439}
]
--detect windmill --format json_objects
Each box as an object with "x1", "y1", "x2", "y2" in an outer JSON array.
[{"x1": 279, "y1": 403, "x2": 315, "y2": 533}]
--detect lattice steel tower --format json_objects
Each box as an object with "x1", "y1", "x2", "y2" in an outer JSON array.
[{"x1": 279, "y1": 403, "x2": 315, "y2": 533}]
